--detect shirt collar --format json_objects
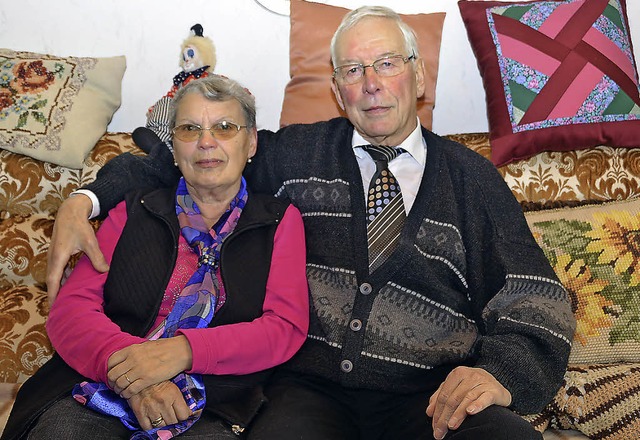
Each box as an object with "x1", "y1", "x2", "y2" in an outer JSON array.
[{"x1": 352, "y1": 117, "x2": 426, "y2": 165}]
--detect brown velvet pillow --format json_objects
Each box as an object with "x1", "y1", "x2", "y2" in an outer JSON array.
[
  {"x1": 458, "y1": 0, "x2": 640, "y2": 167},
  {"x1": 280, "y1": 0, "x2": 446, "y2": 129}
]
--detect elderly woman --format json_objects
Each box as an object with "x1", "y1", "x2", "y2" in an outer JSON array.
[{"x1": 2, "y1": 76, "x2": 309, "y2": 440}]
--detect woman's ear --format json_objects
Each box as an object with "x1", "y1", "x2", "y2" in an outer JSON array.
[{"x1": 248, "y1": 127, "x2": 258, "y2": 159}]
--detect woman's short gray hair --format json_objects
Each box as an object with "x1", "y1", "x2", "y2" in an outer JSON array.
[
  {"x1": 330, "y1": 6, "x2": 420, "y2": 67},
  {"x1": 169, "y1": 75, "x2": 256, "y2": 129}
]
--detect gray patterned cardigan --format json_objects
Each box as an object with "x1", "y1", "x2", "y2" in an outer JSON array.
[{"x1": 87, "y1": 117, "x2": 576, "y2": 414}]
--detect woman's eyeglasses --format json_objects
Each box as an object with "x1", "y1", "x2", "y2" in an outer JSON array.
[{"x1": 172, "y1": 121, "x2": 248, "y2": 142}]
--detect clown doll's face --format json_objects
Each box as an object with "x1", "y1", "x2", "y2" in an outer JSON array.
[{"x1": 181, "y1": 45, "x2": 205, "y2": 73}]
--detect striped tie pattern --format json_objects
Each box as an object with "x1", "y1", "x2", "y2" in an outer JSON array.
[{"x1": 363, "y1": 145, "x2": 406, "y2": 272}]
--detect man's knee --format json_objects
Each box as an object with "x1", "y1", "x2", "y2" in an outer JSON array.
[
  {"x1": 448, "y1": 406, "x2": 542, "y2": 440},
  {"x1": 247, "y1": 378, "x2": 356, "y2": 440}
]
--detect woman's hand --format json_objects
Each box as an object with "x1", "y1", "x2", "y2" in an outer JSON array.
[
  {"x1": 127, "y1": 381, "x2": 192, "y2": 430},
  {"x1": 426, "y1": 366, "x2": 512, "y2": 440},
  {"x1": 108, "y1": 336, "x2": 193, "y2": 399}
]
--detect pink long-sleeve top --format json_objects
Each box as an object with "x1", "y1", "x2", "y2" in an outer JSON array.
[{"x1": 47, "y1": 200, "x2": 309, "y2": 385}]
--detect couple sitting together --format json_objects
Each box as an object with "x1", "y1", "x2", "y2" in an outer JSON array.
[{"x1": 2, "y1": 5, "x2": 575, "y2": 440}]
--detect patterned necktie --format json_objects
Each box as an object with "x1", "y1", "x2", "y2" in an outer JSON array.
[{"x1": 362, "y1": 145, "x2": 406, "y2": 272}]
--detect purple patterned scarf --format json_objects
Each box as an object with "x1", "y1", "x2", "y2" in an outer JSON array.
[{"x1": 72, "y1": 177, "x2": 248, "y2": 439}]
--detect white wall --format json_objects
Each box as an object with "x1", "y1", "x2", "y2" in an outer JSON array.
[{"x1": 1, "y1": 0, "x2": 639, "y2": 135}]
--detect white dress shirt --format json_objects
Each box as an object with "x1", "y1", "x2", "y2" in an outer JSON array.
[{"x1": 352, "y1": 118, "x2": 427, "y2": 214}]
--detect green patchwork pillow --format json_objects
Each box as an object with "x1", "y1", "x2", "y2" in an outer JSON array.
[{"x1": 525, "y1": 197, "x2": 640, "y2": 363}]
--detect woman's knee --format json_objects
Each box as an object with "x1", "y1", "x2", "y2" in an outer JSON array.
[{"x1": 27, "y1": 397, "x2": 128, "y2": 440}]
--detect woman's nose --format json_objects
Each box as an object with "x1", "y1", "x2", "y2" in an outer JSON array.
[{"x1": 197, "y1": 128, "x2": 219, "y2": 148}]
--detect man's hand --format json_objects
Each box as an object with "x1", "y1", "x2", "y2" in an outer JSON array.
[
  {"x1": 426, "y1": 366, "x2": 512, "y2": 440},
  {"x1": 108, "y1": 336, "x2": 193, "y2": 399},
  {"x1": 127, "y1": 381, "x2": 192, "y2": 431},
  {"x1": 46, "y1": 193, "x2": 109, "y2": 304}
]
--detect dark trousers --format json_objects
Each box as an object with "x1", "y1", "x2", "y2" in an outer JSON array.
[
  {"x1": 247, "y1": 374, "x2": 542, "y2": 440},
  {"x1": 26, "y1": 396, "x2": 239, "y2": 440}
]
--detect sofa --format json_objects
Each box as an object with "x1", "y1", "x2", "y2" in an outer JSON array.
[
  {"x1": 0, "y1": 133, "x2": 143, "y2": 435},
  {"x1": 2, "y1": 0, "x2": 640, "y2": 436},
  {"x1": 1, "y1": 130, "x2": 639, "y2": 439}
]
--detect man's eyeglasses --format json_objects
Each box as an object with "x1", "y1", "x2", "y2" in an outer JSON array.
[
  {"x1": 333, "y1": 54, "x2": 416, "y2": 85},
  {"x1": 172, "y1": 121, "x2": 248, "y2": 142}
]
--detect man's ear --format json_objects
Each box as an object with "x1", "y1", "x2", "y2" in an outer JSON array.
[
  {"x1": 415, "y1": 57, "x2": 426, "y2": 99},
  {"x1": 331, "y1": 78, "x2": 346, "y2": 111}
]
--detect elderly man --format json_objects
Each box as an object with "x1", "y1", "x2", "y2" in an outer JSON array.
[{"x1": 46, "y1": 6, "x2": 574, "y2": 440}]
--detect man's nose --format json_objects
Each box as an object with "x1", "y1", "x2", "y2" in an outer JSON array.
[{"x1": 362, "y1": 65, "x2": 382, "y2": 93}]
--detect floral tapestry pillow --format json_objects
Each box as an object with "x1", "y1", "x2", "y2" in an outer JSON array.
[
  {"x1": 0, "y1": 49, "x2": 125, "y2": 169},
  {"x1": 458, "y1": 0, "x2": 640, "y2": 167},
  {"x1": 525, "y1": 197, "x2": 640, "y2": 364}
]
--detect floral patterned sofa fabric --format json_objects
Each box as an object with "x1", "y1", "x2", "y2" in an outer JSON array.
[
  {"x1": 0, "y1": 133, "x2": 137, "y2": 220},
  {"x1": 0, "y1": 133, "x2": 140, "y2": 384},
  {"x1": 446, "y1": 133, "x2": 640, "y2": 205}
]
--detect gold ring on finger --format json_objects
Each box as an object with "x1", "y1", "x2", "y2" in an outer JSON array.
[
  {"x1": 124, "y1": 373, "x2": 132, "y2": 385},
  {"x1": 151, "y1": 416, "x2": 164, "y2": 428}
]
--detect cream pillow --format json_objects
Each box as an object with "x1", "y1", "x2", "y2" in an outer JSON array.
[{"x1": 0, "y1": 49, "x2": 125, "y2": 168}]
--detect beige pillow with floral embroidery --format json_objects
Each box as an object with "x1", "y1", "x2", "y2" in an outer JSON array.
[{"x1": 0, "y1": 49, "x2": 125, "y2": 168}]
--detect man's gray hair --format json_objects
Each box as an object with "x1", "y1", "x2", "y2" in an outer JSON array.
[
  {"x1": 169, "y1": 75, "x2": 256, "y2": 129},
  {"x1": 330, "y1": 6, "x2": 420, "y2": 67}
]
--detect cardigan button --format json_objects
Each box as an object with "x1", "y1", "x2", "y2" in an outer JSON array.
[
  {"x1": 350, "y1": 319, "x2": 362, "y2": 332},
  {"x1": 340, "y1": 359, "x2": 353, "y2": 373},
  {"x1": 359, "y1": 283, "x2": 372, "y2": 295}
]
